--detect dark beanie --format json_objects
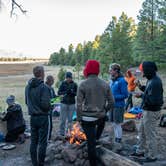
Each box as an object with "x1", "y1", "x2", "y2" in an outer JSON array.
[
  {"x1": 65, "y1": 72, "x2": 72, "y2": 78},
  {"x1": 83, "y1": 60, "x2": 100, "y2": 77},
  {"x1": 142, "y1": 61, "x2": 157, "y2": 79}
]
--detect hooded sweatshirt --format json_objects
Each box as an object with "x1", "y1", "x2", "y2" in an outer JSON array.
[
  {"x1": 25, "y1": 78, "x2": 51, "y2": 116},
  {"x1": 2, "y1": 104, "x2": 25, "y2": 132},
  {"x1": 141, "y1": 61, "x2": 163, "y2": 111}
]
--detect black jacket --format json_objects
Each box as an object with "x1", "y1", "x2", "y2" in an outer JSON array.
[
  {"x1": 25, "y1": 78, "x2": 51, "y2": 116},
  {"x1": 2, "y1": 104, "x2": 25, "y2": 132},
  {"x1": 141, "y1": 62, "x2": 163, "y2": 111},
  {"x1": 58, "y1": 80, "x2": 77, "y2": 104}
]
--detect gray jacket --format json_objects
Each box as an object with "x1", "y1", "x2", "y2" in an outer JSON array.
[{"x1": 77, "y1": 75, "x2": 114, "y2": 121}]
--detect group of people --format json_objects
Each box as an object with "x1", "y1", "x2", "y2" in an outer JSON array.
[{"x1": 0, "y1": 60, "x2": 163, "y2": 166}]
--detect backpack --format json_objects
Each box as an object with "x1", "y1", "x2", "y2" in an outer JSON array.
[
  {"x1": 128, "y1": 106, "x2": 143, "y2": 114},
  {"x1": 159, "y1": 114, "x2": 166, "y2": 127}
]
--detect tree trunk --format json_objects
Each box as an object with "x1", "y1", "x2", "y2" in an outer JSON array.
[{"x1": 96, "y1": 146, "x2": 141, "y2": 166}]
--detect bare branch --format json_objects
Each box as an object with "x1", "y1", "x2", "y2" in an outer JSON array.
[{"x1": 10, "y1": 0, "x2": 27, "y2": 17}]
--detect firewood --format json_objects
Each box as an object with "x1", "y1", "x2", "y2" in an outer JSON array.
[{"x1": 96, "y1": 146, "x2": 141, "y2": 166}]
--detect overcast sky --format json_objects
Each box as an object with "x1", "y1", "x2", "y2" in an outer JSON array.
[{"x1": 0, "y1": 0, "x2": 143, "y2": 58}]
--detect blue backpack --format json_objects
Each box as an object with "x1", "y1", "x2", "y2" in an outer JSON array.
[{"x1": 128, "y1": 107, "x2": 143, "y2": 114}]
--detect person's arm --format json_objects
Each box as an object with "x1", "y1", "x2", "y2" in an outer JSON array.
[
  {"x1": 76, "y1": 83, "x2": 84, "y2": 121},
  {"x1": 105, "y1": 85, "x2": 114, "y2": 112},
  {"x1": 2, "y1": 111, "x2": 10, "y2": 121},
  {"x1": 69, "y1": 83, "x2": 78, "y2": 97},
  {"x1": 146, "y1": 80, "x2": 163, "y2": 106},
  {"x1": 40, "y1": 86, "x2": 51, "y2": 112},
  {"x1": 58, "y1": 82, "x2": 67, "y2": 96}
]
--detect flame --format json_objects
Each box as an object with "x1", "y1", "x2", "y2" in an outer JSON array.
[{"x1": 67, "y1": 122, "x2": 86, "y2": 145}]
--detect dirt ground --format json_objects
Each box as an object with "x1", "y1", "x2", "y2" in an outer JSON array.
[
  {"x1": 1, "y1": 116, "x2": 166, "y2": 166},
  {"x1": 0, "y1": 63, "x2": 166, "y2": 166}
]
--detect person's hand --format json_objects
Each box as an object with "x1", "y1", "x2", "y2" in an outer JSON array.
[{"x1": 135, "y1": 80, "x2": 141, "y2": 87}]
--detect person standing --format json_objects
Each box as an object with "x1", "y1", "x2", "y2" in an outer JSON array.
[
  {"x1": 25, "y1": 66, "x2": 51, "y2": 166},
  {"x1": 45, "y1": 75, "x2": 56, "y2": 141},
  {"x1": 131, "y1": 61, "x2": 163, "y2": 162},
  {"x1": 109, "y1": 63, "x2": 128, "y2": 143},
  {"x1": 77, "y1": 60, "x2": 114, "y2": 166},
  {"x1": 125, "y1": 70, "x2": 137, "y2": 111},
  {"x1": 58, "y1": 71, "x2": 77, "y2": 136}
]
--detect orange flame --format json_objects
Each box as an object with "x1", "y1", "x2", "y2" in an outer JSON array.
[{"x1": 67, "y1": 122, "x2": 86, "y2": 145}]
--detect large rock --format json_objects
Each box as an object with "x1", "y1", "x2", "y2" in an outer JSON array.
[
  {"x1": 61, "y1": 148, "x2": 77, "y2": 163},
  {"x1": 122, "y1": 120, "x2": 137, "y2": 132}
]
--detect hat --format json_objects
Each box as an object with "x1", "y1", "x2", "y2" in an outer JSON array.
[
  {"x1": 65, "y1": 72, "x2": 72, "y2": 78},
  {"x1": 83, "y1": 60, "x2": 100, "y2": 77},
  {"x1": 139, "y1": 63, "x2": 143, "y2": 72},
  {"x1": 109, "y1": 63, "x2": 121, "y2": 73},
  {"x1": 6, "y1": 95, "x2": 15, "y2": 105}
]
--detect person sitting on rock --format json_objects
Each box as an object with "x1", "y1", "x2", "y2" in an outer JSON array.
[{"x1": 1, "y1": 95, "x2": 26, "y2": 143}]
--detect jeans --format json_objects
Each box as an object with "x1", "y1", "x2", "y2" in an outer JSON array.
[
  {"x1": 81, "y1": 118, "x2": 105, "y2": 166},
  {"x1": 30, "y1": 115, "x2": 49, "y2": 166},
  {"x1": 59, "y1": 103, "x2": 75, "y2": 135}
]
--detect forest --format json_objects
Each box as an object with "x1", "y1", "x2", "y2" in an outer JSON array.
[{"x1": 49, "y1": 0, "x2": 166, "y2": 76}]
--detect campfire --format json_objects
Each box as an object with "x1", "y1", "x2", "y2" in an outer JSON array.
[{"x1": 67, "y1": 122, "x2": 86, "y2": 145}]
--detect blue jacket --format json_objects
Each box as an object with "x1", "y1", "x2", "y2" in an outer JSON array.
[{"x1": 110, "y1": 76, "x2": 128, "y2": 108}]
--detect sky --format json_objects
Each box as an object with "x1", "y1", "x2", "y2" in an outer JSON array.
[{"x1": 0, "y1": 0, "x2": 144, "y2": 58}]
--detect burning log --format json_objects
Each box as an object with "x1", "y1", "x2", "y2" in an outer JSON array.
[
  {"x1": 97, "y1": 146, "x2": 141, "y2": 166},
  {"x1": 66, "y1": 122, "x2": 86, "y2": 145}
]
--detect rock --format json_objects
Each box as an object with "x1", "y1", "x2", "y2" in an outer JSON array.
[
  {"x1": 54, "y1": 154, "x2": 62, "y2": 160},
  {"x1": 61, "y1": 148, "x2": 77, "y2": 163},
  {"x1": 122, "y1": 120, "x2": 137, "y2": 132}
]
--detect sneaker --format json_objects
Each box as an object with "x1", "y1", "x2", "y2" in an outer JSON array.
[{"x1": 115, "y1": 138, "x2": 121, "y2": 143}]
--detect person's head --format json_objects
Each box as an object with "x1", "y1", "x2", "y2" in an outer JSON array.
[
  {"x1": 65, "y1": 72, "x2": 73, "y2": 83},
  {"x1": 83, "y1": 60, "x2": 100, "y2": 78},
  {"x1": 109, "y1": 63, "x2": 121, "y2": 79},
  {"x1": 139, "y1": 61, "x2": 157, "y2": 79},
  {"x1": 33, "y1": 66, "x2": 45, "y2": 80},
  {"x1": 46, "y1": 75, "x2": 54, "y2": 86},
  {"x1": 6, "y1": 95, "x2": 15, "y2": 106}
]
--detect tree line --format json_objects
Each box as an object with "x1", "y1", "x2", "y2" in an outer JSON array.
[{"x1": 49, "y1": 0, "x2": 166, "y2": 75}]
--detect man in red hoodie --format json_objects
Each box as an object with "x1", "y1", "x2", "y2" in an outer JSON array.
[{"x1": 77, "y1": 60, "x2": 114, "y2": 166}]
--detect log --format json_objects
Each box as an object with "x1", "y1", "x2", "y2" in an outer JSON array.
[{"x1": 96, "y1": 146, "x2": 141, "y2": 166}]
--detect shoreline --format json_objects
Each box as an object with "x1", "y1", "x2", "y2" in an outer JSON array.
[{"x1": 0, "y1": 60, "x2": 48, "y2": 64}]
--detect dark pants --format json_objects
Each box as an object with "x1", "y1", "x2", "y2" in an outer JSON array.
[
  {"x1": 5, "y1": 125, "x2": 25, "y2": 142},
  {"x1": 30, "y1": 115, "x2": 49, "y2": 166},
  {"x1": 81, "y1": 118, "x2": 105, "y2": 166},
  {"x1": 125, "y1": 93, "x2": 133, "y2": 111},
  {"x1": 48, "y1": 111, "x2": 53, "y2": 140}
]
